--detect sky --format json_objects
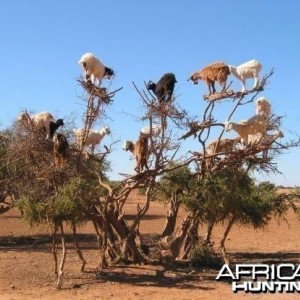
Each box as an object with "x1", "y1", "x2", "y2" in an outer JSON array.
[{"x1": 0, "y1": 1, "x2": 299, "y2": 186}]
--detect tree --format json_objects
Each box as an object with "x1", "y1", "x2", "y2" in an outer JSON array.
[
  {"x1": 2, "y1": 68, "x2": 300, "y2": 288},
  {"x1": 181, "y1": 170, "x2": 292, "y2": 263}
]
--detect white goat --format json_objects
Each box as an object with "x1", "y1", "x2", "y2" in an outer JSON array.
[
  {"x1": 78, "y1": 52, "x2": 114, "y2": 85},
  {"x1": 249, "y1": 129, "x2": 284, "y2": 146},
  {"x1": 249, "y1": 130, "x2": 284, "y2": 158},
  {"x1": 228, "y1": 59, "x2": 262, "y2": 92},
  {"x1": 255, "y1": 96, "x2": 271, "y2": 117},
  {"x1": 262, "y1": 130, "x2": 284, "y2": 145},
  {"x1": 18, "y1": 111, "x2": 54, "y2": 139},
  {"x1": 140, "y1": 124, "x2": 162, "y2": 137},
  {"x1": 74, "y1": 126, "x2": 110, "y2": 153},
  {"x1": 224, "y1": 115, "x2": 267, "y2": 146}
]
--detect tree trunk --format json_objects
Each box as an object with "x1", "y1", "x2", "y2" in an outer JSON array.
[
  {"x1": 71, "y1": 222, "x2": 87, "y2": 272},
  {"x1": 169, "y1": 215, "x2": 191, "y2": 259},
  {"x1": 57, "y1": 222, "x2": 66, "y2": 289},
  {"x1": 178, "y1": 216, "x2": 200, "y2": 260},
  {"x1": 220, "y1": 215, "x2": 235, "y2": 265},
  {"x1": 204, "y1": 219, "x2": 215, "y2": 243},
  {"x1": 168, "y1": 214, "x2": 200, "y2": 261},
  {"x1": 51, "y1": 225, "x2": 58, "y2": 276},
  {"x1": 161, "y1": 193, "x2": 180, "y2": 238}
]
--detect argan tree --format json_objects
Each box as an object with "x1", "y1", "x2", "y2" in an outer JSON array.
[{"x1": 1, "y1": 68, "x2": 300, "y2": 289}]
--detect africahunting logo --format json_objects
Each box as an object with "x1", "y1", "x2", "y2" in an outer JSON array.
[{"x1": 216, "y1": 264, "x2": 300, "y2": 293}]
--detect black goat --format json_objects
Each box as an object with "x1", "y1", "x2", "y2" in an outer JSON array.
[
  {"x1": 147, "y1": 73, "x2": 177, "y2": 103},
  {"x1": 53, "y1": 133, "x2": 69, "y2": 167},
  {"x1": 49, "y1": 119, "x2": 64, "y2": 139}
]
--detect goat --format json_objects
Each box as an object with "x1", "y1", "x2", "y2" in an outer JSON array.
[
  {"x1": 205, "y1": 137, "x2": 240, "y2": 169},
  {"x1": 228, "y1": 59, "x2": 262, "y2": 92},
  {"x1": 140, "y1": 124, "x2": 162, "y2": 137},
  {"x1": 53, "y1": 133, "x2": 69, "y2": 167},
  {"x1": 261, "y1": 130, "x2": 284, "y2": 159},
  {"x1": 261, "y1": 130, "x2": 284, "y2": 145},
  {"x1": 18, "y1": 111, "x2": 54, "y2": 139},
  {"x1": 74, "y1": 126, "x2": 110, "y2": 154},
  {"x1": 122, "y1": 135, "x2": 149, "y2": 173},
  {"x1": 49, "y1": 119, "x2": 64, "y2": 139},
  {"x1": 249, "y1": 130, "x2": 284, "y2": 158},
  {"x1": 224, "y1": 115, "x2": 268, "y2": 146},
  {"x1": 78, "y1": 52, "x2": 114, "y2": 85},
  {"x1": 188, "y1": 62, "x2": 230, "y2": 95},
  {"x1": 249, "y1": 129, "x2": 284, "y2": 146},
  {"x1": 255, "y1": 97, "x2": 271, "y2": 117},
  {"x1": 147, "y1": 73, "x2": 177, "y2": 103},
  {"x1": 206, "y1": 138, "x2": 240, "y2": 155}
]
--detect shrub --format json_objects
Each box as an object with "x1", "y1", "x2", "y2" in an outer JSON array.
[{"x1": 190, "y1": 240, "x2": 222, "y2": 269}]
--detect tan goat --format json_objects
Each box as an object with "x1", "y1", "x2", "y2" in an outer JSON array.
[
  {"x1": 255, "y1": 97, "x2": 271, "y2": 117},
  {"x1": 206, "y1": 138, "x2": 240, "y2": 155},
  {"x1": 188, "y1": 62, "x2": 230, "y2": 95},
  {"x1": 205, "y1": 137, "x2": 240, "y2": 168},
  {"x1": 224, "y1": 115, "x2": 268, "y2": 146},
  {"x1": 122, "y1": 135, "x2": 149, "y2": 172}
]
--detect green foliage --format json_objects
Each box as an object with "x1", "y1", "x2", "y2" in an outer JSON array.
[
  {"x1": 183, "y1": 170, "x2": 290, "y2": 229},
  {"x1": 157, "y1": 161, "x2": 193, "y2": 201},
  {"x1": 16, "y1": 177, "x2": 99, "y2": 226},
  {"x1": 15, "y1": 196, "x2": 49, "y2": 226},
  {"x1": 52, "y1": 176, "x2": 96, "y2": 223},
  {"x1": 190, "y1": 240, "x2": 222, "y2": 269}
]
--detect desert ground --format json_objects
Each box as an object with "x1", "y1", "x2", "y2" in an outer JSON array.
[{"x1": 1, "y1": 190, "x2": 300, "y2": 300}]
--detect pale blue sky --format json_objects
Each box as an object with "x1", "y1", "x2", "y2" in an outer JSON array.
[{"x1": 0, "y1": 1, "x2": 299, "y2": 186}]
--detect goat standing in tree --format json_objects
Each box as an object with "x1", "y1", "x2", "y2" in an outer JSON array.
[
  {"x1": 49, "y1": 119, "x2": 64, "y2": 139},
  {"x1": 147, "y1": 73, "x2": 177, "y2": 103},
  {"x1": 53, "y1": 133, "x2": 69, "y2": 168},
  {"x1": 224, "y1": 115, "x2": 268, "y2": 147},
  {"x1": 74, "y1": 126, "x2": 110, "y2": 154},
  {"x1": 18, "y1": 111, "x2": 54, "y2": 140},
  {"x1": 188, "y1": 62, "x2": 230, "y2": 95},
  {"x1": 228, "y1": 59, "x2": 262, "y2": 92},
  {"x1": 78, "y1": 52, "x2": 114, "y2": 85},
  {"x1": 123, "y1": 135, "x2": 149, "y2": 173}
]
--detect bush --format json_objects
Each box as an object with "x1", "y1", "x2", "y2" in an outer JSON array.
[
  {"x1": 15, "y1": 196, "x2": 49, "y2": 226},
  {"x1": 190, "y1": 240, "x2": 222, "y2": 269}
]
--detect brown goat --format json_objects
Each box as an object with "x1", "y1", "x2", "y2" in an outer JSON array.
[
  {"x1": 53, "y1": 133, "x2": 69, "y2": 167},
  {"x1": 188, "y1": 62, "x2": 230, "y2": 95},
  {"x1": 123, "y1": 135, "x2": 149, "y2": 172}
]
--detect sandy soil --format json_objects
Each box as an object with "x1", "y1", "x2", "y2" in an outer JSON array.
[{"x1": 1, "y1": 191, "x2": 300, "y2": 300}]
